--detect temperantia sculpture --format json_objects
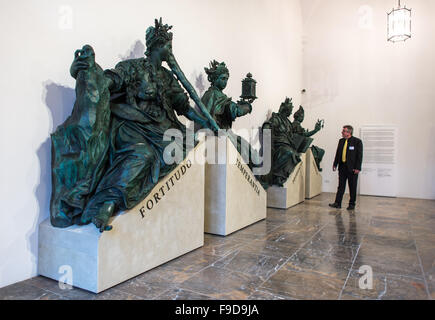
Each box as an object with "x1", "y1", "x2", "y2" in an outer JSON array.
[{"x1": 200, "y1": 60, "x2": 260, "y2": 169}]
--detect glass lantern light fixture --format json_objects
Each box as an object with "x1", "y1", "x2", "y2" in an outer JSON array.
[{"x1": 387, "y1": 0, "x2": 412, "y2": 42}]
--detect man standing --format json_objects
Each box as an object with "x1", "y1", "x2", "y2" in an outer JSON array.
[{"x1": 329, "y1": 125, "x2": 363, "y2": 210}]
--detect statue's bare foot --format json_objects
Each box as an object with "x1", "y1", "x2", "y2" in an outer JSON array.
[
  {"x1": 92, "y1": 201, "x2": 115, "y2": 233},
  {"x1": 275, "y1": 177, "x2": 285, "y2": 187},
  {"x1": 92, "y1": 216, "x2": 113, "y2": 233}
]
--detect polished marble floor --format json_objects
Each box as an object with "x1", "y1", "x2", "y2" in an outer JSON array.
[{"x1": 1, "y1": 193, "x2": 434, "y2": 300}]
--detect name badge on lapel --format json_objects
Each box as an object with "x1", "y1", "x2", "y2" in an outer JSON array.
[{"x1": 349, "y1": 146, "x2": 355, "y2": 150}]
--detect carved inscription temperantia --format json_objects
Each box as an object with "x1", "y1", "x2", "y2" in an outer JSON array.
[{"x1": 235, "y1": 157, "x2": 260, "y2": 196}]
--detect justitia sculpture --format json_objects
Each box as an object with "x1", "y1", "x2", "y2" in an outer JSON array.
[
  {"x1": 292, "y1": 106, "x2": 325, "y2": 171},
  {"x1": 259, "y1": 97, "x2": 301, "y2": 188},
  {"x1": 200, "y1": 60, "x2": 260, "y2": 168},
  {"x1": 50, "y1": 18, "x2": 219, "y2": 232}
]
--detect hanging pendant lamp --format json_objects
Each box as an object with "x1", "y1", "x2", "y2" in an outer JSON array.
[{"x1": 387, "y1": 0, "x2": 412, "y2": 42}]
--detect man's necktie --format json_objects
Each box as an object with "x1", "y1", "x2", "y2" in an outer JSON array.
[{"x1": 342, "y1": 139, "x2": 347, "y2": 163}]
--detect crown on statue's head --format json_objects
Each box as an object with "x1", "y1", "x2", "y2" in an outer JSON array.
[
  {"x1": 281, "y1": 97, "x2": 293, "y2": 107},
  {"x1": 145, "y1": 17, "x2": 173, "y2": 56},
  {"x1": 204, "y1": 60, "x2": 229, "y2": 83}
]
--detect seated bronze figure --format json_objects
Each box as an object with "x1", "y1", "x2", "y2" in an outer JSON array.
[
  {"x1": 292, "y1": 106, "x2": 325, "y2": 171},
  {"x1": 50, "y1": 18, "x2": 218, "y2": 232},
  {"x1": 259, "y1": 98, "x2": 301, "y2": 187}
]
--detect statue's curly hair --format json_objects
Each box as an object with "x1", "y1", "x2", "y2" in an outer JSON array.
[{"x1": 204, "y1": 60, "x2": 229, "y2": 84}]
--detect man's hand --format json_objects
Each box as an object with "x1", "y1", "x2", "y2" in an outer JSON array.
[
  {"x1": 333, "y1": 165, "x2": 337, "y2": 172},
  {"x1": 353, "y1": 169, "x2": 360, "y2": 174}
]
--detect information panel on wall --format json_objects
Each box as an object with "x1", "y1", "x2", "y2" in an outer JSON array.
[{"x1": 360, "y1": 125, "x2": 398, "y2": 197}]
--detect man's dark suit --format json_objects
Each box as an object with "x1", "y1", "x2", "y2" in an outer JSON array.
[{"x1": 333, "y1": 136, "x2": 363, "y2": 206}]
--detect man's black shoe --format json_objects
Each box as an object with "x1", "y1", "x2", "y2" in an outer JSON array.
[
  {"x1": 329, "y1": 203, "x2": 341, "y2": 208},
  {"x1": 347, "y1": 205, "x2": 355, "y2": 210}
]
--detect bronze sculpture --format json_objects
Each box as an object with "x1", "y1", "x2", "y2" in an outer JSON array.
[
  {"x1": 50, "y1": 45, "x2": 112, "y2": 229},
  {"x1": 50, "y1": 18, "x2": 218, "y2": 232},
  {"x1": 259, "y1": 97, "x2": 301, "y2": 187},
  {"x1": 200, "y1": 60, "x2": 260, "y2": 169},
  {"x1": 201, "y1": 60, "x2": 253, "y2": 130},
  {"x1": 292, "y1": 106, "x2": 325, "y2": 171}
]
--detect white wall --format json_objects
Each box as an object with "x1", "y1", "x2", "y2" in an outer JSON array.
[
  {"x1": 0, "y1": 0, "x2": 303, "y2": 288},
  {"x1": 301, "y1": 0, "x2": 435, "y2": 199}
]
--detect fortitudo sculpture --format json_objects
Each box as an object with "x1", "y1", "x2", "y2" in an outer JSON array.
[
  {"x1": 292, "y1": 106, "x2": 325, "y2": 171},
  {"x1": 259, "y1": 97, "x2": 301, "y2": 188},
  {"x1": 50, "y1": 18, "x2": 219, "y2": 232},
  {"x1": 200, "y1": 60, "x2": 260, "y2": 169}
]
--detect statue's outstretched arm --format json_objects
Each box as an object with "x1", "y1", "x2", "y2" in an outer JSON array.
[
  {"x1": 305, "y1": 128, "x2": 318, "y2": 137},
  {"x1": 304, "y1": 120, "x2": 323, "y2": 137},
  {"x1": 234, "y1": 100, "x2": 252, "y2": 118}
]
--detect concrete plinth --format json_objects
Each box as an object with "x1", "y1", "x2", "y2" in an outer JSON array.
[
  {"x1": 267, "y1": 152, "x2": 306, "y2": 209},
  {"x1": 38, "y1": 143, "x2": 205, "y2": 293},
  {"x1": 305, "y1": 148, "x2": 322, "y2": 199},
  {"x1": 204, "y1": 136, "x2": 267, "y2": 236}
]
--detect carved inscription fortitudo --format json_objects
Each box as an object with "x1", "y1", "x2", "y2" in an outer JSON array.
[{"x1": 139, "y1": 160, "x2": 192, "y2": 217}]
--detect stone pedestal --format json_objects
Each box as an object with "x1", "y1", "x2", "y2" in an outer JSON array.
[
  {"x1": 267, "y1": 152, "x2": 306, "y2": 209},
  {"x1": 305, "y1": 148, "x2": 322, "y2": 199},
  {"x1": 204, "y1": 136, "x2": 267, "y2": 236},
  {"x1": 38, "y1": 144, "x2": 205, "y2": 293}
]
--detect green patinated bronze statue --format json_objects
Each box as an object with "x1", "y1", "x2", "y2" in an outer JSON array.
[
  {"x1": 292, "y1": 106, "x2": 325, "y2": 171},
  {"x1": 50, "y1": 45, "x2": 112, "y2": 229},
  {"x1": 259, "y1": 97, "x2": 301, "y2": 188},
  {"x1": 201, "y1": 60, "x2": 253, "y2": 129},
  {"x1": 50, "y1": 18, "x2": 219, "y2": 232},
  {"x1": 200, "y1": 60, "x2": 260, "y2": 168}
]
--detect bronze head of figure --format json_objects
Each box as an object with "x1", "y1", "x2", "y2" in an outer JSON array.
[
  {"x1": 278, "y1": 97, "x2": 293, "y2": 118},
  {"x1": 204, "y1": 60, "x2": 230, "y2": 91},
  {"x1": 294, "y1": 105, "x2": 305, "y2": 123},
  {"x1": 145, "y1": 17, "x2": 173, "y2": 60}
]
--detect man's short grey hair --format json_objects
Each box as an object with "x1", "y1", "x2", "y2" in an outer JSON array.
[{"x1": 343, "y1": 125, "x2": 353, "y2": 135}]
